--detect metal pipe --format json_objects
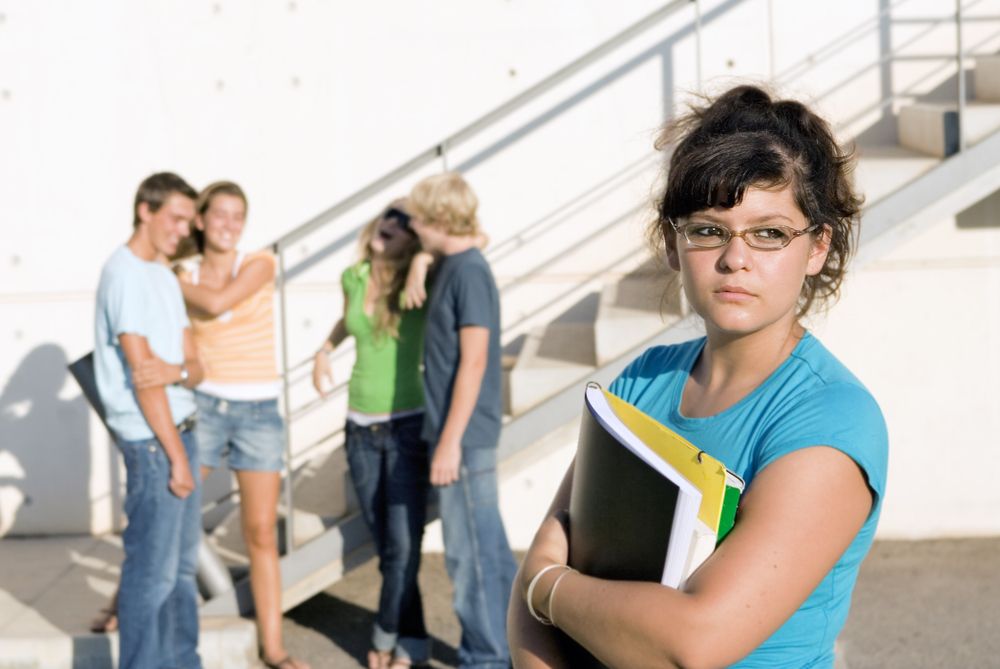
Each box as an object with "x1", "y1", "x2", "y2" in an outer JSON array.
[
  {"x1": 277, "y1": 247, "x2": 296, "y2": 554},
  {"x1": 767, "y1": 0, "x2": 776, "y2": 81},
  {"x1": 439, "y1": 143, "x2": 450, "y2": 172},
  {"x1": 957, "y1": 0, "x2": 966, "y2": 153},
  {"x1": 272, "y1": 0, "x2": 692, "y2": 250},
  {"x1": 196, "y1": 539, "x2": 233, "y2": 598},
  {"x1": 693, "y1": 0, "x2": 703, "y2": 89}
]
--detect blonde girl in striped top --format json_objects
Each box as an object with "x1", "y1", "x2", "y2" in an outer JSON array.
[{"x1": 177, "y1": 181, "x2": 309, "y2": 669}]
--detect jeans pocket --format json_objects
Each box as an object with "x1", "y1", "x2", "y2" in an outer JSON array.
[
  {"x1": 459, "y1": 448, "x2": 499, "y2": 508},
  {"x1": 345, "y1": 426, "x2": 375, "y2": 490},
  {"x1": 119, "y1": 439, "x2": 162, "y2": 516}
]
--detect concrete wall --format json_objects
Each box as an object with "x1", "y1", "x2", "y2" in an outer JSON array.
[
  {"x1": 1, "y1": 0, "x2": 999, "y2": 536},
  {"x1": 813, "y1": 188, "x2": 1000, "y2": 539}
]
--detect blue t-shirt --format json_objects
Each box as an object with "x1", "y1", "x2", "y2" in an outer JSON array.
[
  {"x1": 421, "y1": 248, "x2": 502, "y2": 449},
  {"x1": 95, "y1": 245, "x2": 195, "y2": 441},
  {"x1": 609, "y1": 333, "x2": 888, "y2": 669}
]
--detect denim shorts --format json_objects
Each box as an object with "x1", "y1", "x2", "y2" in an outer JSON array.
[{"x1": 194, "y1": 391, "x2": 285, "y2": 472}]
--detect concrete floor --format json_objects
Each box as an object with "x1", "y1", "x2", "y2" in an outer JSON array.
[{"x1": 277, "y1": 538, "x2": 1000, "y2": 668}]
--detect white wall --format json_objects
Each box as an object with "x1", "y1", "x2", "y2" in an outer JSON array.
[
  {"x1": 812, "y1": 190, "x2": 1000, "y2": 538},
  {"x1": 1, "y1": 0, "x2": 998, "y2": 536}
]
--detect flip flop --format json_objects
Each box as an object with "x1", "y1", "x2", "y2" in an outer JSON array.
[
  {"x1": 388, "y1": 658, "x2": 431, "y2": 669},
  {"x1": 260, "y1": 655, "x2": 309, "y2": 669},
  {"x1": 89, "y1": 608, "x2": 118, "y2": 634},
  {"x1": 367, "y1": 649, "x2": 392, "y2": 669}
]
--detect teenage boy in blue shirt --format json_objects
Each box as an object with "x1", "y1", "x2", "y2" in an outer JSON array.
[
  {"x1": 408, "y1": 172, "x2": 518, "y2": 669},
  {"x1": 94, "y1": 172, "x2": 205, "y2": 669}
]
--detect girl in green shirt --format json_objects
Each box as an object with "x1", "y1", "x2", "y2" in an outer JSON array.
[{"x1": 312, "y1": 200, "x2": 431, "y2": 669}]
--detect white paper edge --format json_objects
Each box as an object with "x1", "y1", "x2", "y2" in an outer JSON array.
[{"x1": 585, "y1": 386, "x2": 703, "y2": 588}]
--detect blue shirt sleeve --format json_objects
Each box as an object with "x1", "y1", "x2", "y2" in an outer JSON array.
[
  {"x1": 103, "y1": 267, "x2": 153, "y2": 342},
  {"x1": 758, "y1": 382, "x2": 889, "y2": 509},
  {"x1": 454, "y1": 262, "x2": 495, "y2": 329}
]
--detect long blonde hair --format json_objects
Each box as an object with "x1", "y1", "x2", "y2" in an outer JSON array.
[{"x1": 357, "y1": 199, "x2": 423, "y2": 339}]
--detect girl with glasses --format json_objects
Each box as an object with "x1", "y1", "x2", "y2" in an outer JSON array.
[{"x1": 509, "y1": 85, "x2": 888, "y2": 668}]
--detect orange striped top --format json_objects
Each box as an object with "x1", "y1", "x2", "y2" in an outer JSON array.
[{"x1": 181, "y1": 251, "x2": 279, "y2": 387}]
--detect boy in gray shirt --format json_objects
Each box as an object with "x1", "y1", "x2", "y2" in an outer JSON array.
[{"x1": 409, "y1": 173, "x2": 517, "y2": 669}]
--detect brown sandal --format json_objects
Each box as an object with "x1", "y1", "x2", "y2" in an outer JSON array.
[
  {"x1": 261, "y1": 655, "x2": 309, "y2": 669},
  {"x1": 367, "y1": 649, "x2": 392, "y2": 669},
  {"x1": 89, "y1": 607, "x2": 118, "y2": 634}
]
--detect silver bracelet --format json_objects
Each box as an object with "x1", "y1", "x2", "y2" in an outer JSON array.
[
  {"x1": 525, "y1": 564, "x2": 566, "y2": 626},
  {"x1": 548, "y1": 566, "x2": 577, "y2": 628}
]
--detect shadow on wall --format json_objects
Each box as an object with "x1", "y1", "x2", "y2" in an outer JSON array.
[
  {"x1": 0, "y1": 344, "x2": 94, "y2": 535},
  {"x1": 956, "y1": 185, "x2": 1000, "y2": 228}
]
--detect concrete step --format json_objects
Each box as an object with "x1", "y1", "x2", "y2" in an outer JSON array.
[
  {"x1": 0, "y1": 535, "x2": 258, "y2": 669},
  {"x1": 594, "y1": 262, "x2": 682, "y2": 366},
  {"x1": 508, "y1": 321, "x2": 597, "y2": 416},
  {"x1": 898, "y1": 101, "x2": 1000, "y2": 157},
  {"x1": 854, "y1": 145, "x2": 940, "y2": 205},
  {"x1": 974, "y1": 55, "x2": 1000, "y2": 102}
]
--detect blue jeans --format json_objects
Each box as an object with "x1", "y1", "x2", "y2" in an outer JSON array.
[
  {"x1": 116, "y1": 427, "x2": 202, "y2": 669},
  {"x1": 345, "y1": 414, "x2": 431, "y2": 663},
  {"x1": 437, "y1": 447, "x2": 518, "y2": 669}
]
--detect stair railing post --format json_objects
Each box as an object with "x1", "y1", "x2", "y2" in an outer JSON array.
[
  {"x1": 767, "y1": 0, "x2": 776, "y2": 81},
  {"x1": 956, "y1": 0, "x2": 965, "y2": 153},
  {"x1": 693, "y1": 0, "x2": 703, "y2": 89},
  {"x1": 438, "y1": 142, "x2": 450, "y2": 172},
  {"x1": 276, "y1": 244, "x2": 296, "y2": 555}
]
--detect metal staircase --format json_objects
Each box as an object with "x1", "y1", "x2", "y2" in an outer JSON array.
[{"x1": 202, "y1": 0, "x2": 1000, "y2": 617}]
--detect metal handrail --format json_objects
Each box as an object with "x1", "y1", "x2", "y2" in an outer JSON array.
[
  {"x1": 269, "y1": 0, "x2": 702, "y2": 553},
  {"x1": 774, "y1": 0, "x2": 916, "y2": 84},
  {"x1": 269, "y1": 0, "x2": 691, "y2": 254},
  {"x1": 776, "y1": 0, "x2": 990, "y2": 159}
]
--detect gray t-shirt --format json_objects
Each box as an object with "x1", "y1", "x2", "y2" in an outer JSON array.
[{"x1": 421, "y1": 247, "x2": 502, "y2": 449}]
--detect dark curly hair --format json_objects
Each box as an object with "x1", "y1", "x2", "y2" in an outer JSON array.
[{"x1": 651, "y1": 84, "x2": 863, "y2": 315}]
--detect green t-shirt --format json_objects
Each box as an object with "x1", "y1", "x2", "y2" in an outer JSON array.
[{"x1": 342, "y1": 261, "x2": 425, "y2": 414}]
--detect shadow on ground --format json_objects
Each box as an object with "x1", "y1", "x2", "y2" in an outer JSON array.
[
  {"x1": 288, "y1": 593, "x2": 459, "y2": 668},
  {"x1": 282, "y1": 553, "x2": 464, "y2": 668}
]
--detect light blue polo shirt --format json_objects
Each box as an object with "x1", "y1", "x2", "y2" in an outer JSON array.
[
  {"x1": 609, "y1": 332, "x2": 888, "y2": 668},
  {"x1": 94, "y1": 245, "x2": 195, "y2": 441}
]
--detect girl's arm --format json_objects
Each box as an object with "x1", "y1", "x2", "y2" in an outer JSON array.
[
  {"x1": 311, "y1": 289, "x2": 350, "y2": 397},
  {"x1": 512, "y1": 446, "x2": 873, "y2": 669},
  {"x1": 129, "y1": 328, "x2": 204, "y2": 390},
  {"x1": 403, "y1": 251, "x2": 435, "y2": 309},
  {"x1": 179, "y1": 255, "x2": 275, "y2": 317},
  {"x1": 509, "y1": 464, "x2": 577, "y2": 669}
]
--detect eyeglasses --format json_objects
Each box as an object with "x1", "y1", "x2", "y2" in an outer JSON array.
[
  {"x1": 671, "y1": 219, "x2": 819, "y2": 251},
  {"x1": 383, "y1": 207, "x2": 415, "y2": 235}
]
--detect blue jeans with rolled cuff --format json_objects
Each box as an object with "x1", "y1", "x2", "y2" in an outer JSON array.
[
  {"x1": 436, "y1": 446, "x2": 518, "y2": 669},
  {"x1": 115, "y1": 423, "x2": 202, "y2": 669},
  {"x1": 345, "y1": 413, "x2": 431, "y2": 664}
]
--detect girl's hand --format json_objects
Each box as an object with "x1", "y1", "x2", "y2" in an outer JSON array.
[
  {"x1": 131, "y1": 354, "x2": 180, "y2": 389},
  {"x1": 312, "y1": 350, "x2": 333, "y2": 397},
  {"x1": 403, "y1": 251, "x2": 434, "y2": 309}
]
